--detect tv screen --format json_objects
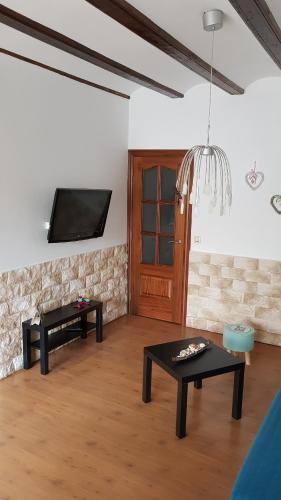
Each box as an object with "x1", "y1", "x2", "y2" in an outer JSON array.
[{"x1": 48, "y1": 188, "x2": 112, "y2": 243}]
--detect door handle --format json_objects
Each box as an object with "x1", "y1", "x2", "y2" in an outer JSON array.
[{"x1": 168, "y1": 240, "x2": 182, "y2": 244}]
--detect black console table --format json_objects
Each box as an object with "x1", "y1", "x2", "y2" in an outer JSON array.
[{"x1": 22, "y1": 300, "x2": 103, "y2": 375}]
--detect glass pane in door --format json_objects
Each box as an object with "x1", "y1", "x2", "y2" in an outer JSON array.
[
  {"x1": 143, "y1": 167, "x2": 157, "y2": 200},
  {"x1": 160, "y1": 167, "x2": 176, "y2": 201},
  {"x1": 159, "y1": 237, "x2": 174, "y2": 265},
  {"x1": 160, "y1": 205, "x2": 175, "y2": 233},
  {"x1": 142, "y1": 235, "x2": 155, "y2": 264},
  {"x1": 142, "y1": 204, "x2": 157, "y2": 232}
]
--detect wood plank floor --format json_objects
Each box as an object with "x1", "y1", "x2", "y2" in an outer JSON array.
[{"x1": 0, "y1": 315, "x2": 280, "y2": 500}]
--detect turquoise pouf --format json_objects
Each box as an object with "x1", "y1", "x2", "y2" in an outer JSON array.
[{"x1": 223, "y1": 324, "x2": 255, "y2": 365}]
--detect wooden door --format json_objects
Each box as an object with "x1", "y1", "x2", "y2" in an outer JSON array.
[{"x1": 128, "y1": 150, "x2": 192, "y2": 325}]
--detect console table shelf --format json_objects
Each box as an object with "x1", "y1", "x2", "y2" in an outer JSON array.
[
  {"x1": 31, "y1": 321, "x2": 96, "y2": 352},
  {"x1": 22, "y1": 300, "x2": 102, "y2": 375}
]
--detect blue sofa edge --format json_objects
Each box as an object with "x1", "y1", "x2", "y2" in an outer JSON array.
[{"x1": 231, "y1": 387, "x2": 281, "y2": 500}]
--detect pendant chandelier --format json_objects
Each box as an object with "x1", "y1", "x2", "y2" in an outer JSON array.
[{"x1": 176, "y1": 9, "x2": 232, "y2": 216}]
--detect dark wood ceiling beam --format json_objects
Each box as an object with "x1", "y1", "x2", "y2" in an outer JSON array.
[
  {"x1": 0, "y1": 4, "x2": 183, "y2": 99},
  {"x1": 228, "y1": 0, "x2": 281, "y2": 68},
  {"x1": 85, "y1": 0, "x2": 244, "y2": 95},
  {"x1": 1, "y1": 48, "x2": 130, "y2": 99}
]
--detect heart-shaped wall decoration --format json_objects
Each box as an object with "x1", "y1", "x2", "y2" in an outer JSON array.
[
  {"x1": 271, "y1": 195, "x2": 281, "y2": 214},
  {"x1": 245, "y1": 165, "x2": 264, "y2": 190}
]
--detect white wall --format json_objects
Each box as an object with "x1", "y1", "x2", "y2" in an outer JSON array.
[
  {"x1": 129, "y1": 78, "x2": 281, "y2": 261},
  {"x1": 0, "y1": 55, "x2": 129, "y2": 272}
]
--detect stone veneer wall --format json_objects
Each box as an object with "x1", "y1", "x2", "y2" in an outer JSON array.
[
  {"x1": 187, "y1": 251, "x2": 281, "y2": 346},
  {"x1": 0, "y1": 244, "x2": 127, "y2": 379}
]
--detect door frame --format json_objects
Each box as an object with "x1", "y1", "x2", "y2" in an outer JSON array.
[{"x1": 127, "y1": 149, "x2": 193, "y2": 326}]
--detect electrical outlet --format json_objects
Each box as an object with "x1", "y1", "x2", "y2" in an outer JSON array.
[
  {"x1": 44, "y1": 222, "x2": 50, "y2": 230},
  {"x1": 194, "y1": 235, "x2": 201, "y2": 244}
]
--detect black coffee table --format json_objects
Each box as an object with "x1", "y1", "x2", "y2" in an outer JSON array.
[{"x1": 142, "y1": 337, "x2": 245, "y2": 438}]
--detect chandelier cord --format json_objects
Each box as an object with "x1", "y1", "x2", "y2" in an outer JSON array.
[{"x1": 206, "y1": 28, "x2": 215, "y2": 147}]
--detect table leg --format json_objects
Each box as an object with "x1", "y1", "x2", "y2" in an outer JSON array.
[
  {"x1": 232, "y1": 365, "x2": 245, "y2": 419},
  {"x1": 176, "y1": 381, "x2": 188, "y2": 438},
  {"x1": 142, "y1": 353, "x2": 152, "y2": 403},
  {"x1": 80, "y1": 314, "x2": 88, "y2": 339},
  {"x1": 22, "y1": 324, "x2": 32, "y2": 369},
  {"x1": 40, "y1": 327, "x2": 49, "y2": 375},
  {"x1": 194, "y1": 379, "x2": 202, "y2": 389},
  {"x1": 96, "y1": 304, "x2": 103, "y2": 343}
]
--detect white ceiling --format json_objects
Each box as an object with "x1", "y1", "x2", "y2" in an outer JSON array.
[{"x1": 1, "y1": 0, "x2": 280, "y2": 97}]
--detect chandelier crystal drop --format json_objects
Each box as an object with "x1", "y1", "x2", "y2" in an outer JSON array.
[{"x1": 176, "y1": 9, "x2": 232, "y2": 216}]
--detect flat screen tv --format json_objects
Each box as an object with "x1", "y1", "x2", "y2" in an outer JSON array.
[{"x1": 48, "y1": 188, "x2": 112, "y2": 243}]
